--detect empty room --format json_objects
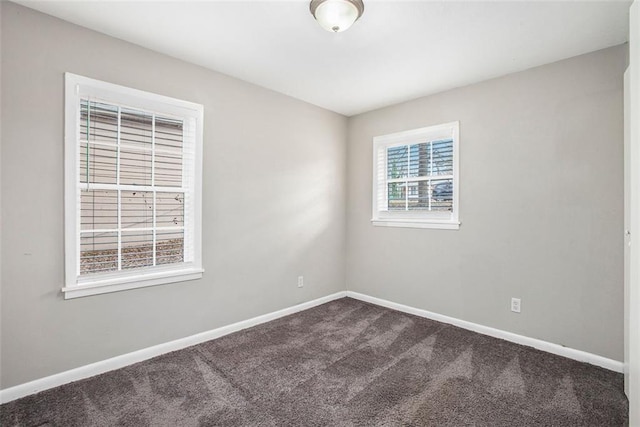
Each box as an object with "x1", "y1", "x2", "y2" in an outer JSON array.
[{"x1": 1, "y1": 0, "x2": 639, "y2": 425}]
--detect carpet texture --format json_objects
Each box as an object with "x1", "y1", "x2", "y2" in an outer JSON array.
[{"x1": 0, "y1": 298, "x2": 629, "y2": 426}]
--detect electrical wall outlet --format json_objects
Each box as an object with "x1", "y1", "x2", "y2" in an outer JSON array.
[
  {"x1": 511, "y1": 298, "x2": 521, "y2": 313},
  {"x1": 297, "y1": 276, "x2": 304, "y2": 288}
]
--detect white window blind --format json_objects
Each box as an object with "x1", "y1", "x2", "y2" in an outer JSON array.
[
  {"x1": 64, "y1": 73, "x2": 203, "y2": 298},
  {"x1": 372, "y1": 122, "x2": 460, "y2": 229}
]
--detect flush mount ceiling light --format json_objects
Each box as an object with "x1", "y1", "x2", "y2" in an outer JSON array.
[{"x1": 310, "y1": 0, "x2": 365, "y2": 33}]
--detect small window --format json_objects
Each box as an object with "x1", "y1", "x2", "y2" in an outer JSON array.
[
  {"x1": 63, "y1": 73, "x2": 203, "y2": 298},
  {"x1": 372, "y1": 122, "x2": 459, "y2": 229}
]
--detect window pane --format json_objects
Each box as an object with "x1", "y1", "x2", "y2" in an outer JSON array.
[
  {"x1": 80, "y1": 143, "x2": 117, "y2": 184},
  {"x1": 155, "y1": 151, "x2": 183, "y2": 187},
  {"x1": 409, "y1": 143, "x2": 429, "y2": 178},
  {"x1": 121, "y1": 108, "x2": 152, "y2": 148},
  {"x1": 387, "y1": 145, "x2": 408, "y2": 179},
  {"x1": 387, "y1": 182, "x2": 405, "y2": 211},
  {"x1": 121, "y1": 191, "x2": 153, "y2": 229},
  {"x1": 120, "y1": 148, "x2": 152, "y2": 186},
  {"x1": 431, "y1": 178, "x2": 453, "y2": 211},
  {"x1": 81, "y1": 101, "x2": 118, "y2": 144},
  {"x1": 81, "y1": 190, "x2": 117, "y2": 230},
  {"x1": 122, "y1": 230, "x2": 153, "y2": 269},
  {"x1": 155, "y1": 116, "x2": 183, "y2": 154},
  {"x1": 407, "y1": 181, "x2": 430, "y2": 210},
  {"x1": 80, "y1": 232, "x2": 118, "y2": 275},
  {"x1": 431, "y1": 139, "x2": 453, "y2": 176},
  {"x1": 156, "y1": 230, "x2": 184, "y2": 266},
  {"x1": 156, "y1": 192, "x2": 184, "y2": 228},
  {"x1": 69, "y1": 75, "x2": 203, "y2": 294}
]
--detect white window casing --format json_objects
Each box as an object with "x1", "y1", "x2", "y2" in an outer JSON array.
[
  {"x1": 372, "y1": 121, "x2": 460, "y2": 230},
  {"x1": 63, "y1": 73, "x2": 204, "y2": 299}
]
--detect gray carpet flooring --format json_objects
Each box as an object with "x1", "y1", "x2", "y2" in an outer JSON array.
[{"x1": 0, "y1": 297, "x2": 629, "y2": 426}]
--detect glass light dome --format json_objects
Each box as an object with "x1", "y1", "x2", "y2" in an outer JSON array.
[{"x1": 310, "y1": 0, "x2": 364, "y2": 33}]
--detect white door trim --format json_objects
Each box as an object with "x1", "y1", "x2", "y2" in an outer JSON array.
[{"x1": 626, "y1": 2, "x2": 640, "y2": 424}]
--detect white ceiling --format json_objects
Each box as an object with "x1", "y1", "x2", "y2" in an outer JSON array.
[{"x1": 16, "y1": 0, "x2": 631, "y2": 116}]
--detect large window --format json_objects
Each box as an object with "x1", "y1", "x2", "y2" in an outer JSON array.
[
  {"x1": 63, "y1": 73, "x2": 203, "y2": 299},
  {"x1": 372, "y1": 122, "x2": 459, "y2": 229}
]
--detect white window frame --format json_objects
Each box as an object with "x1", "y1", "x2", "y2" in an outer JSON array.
[
  {"x1": 63, "y1": 73, "x2": 204, "y2": 299},
  {"x1": 372, "y1": 121, "x2": 460, "y2": 230}
]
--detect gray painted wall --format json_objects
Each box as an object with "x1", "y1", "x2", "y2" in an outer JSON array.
[
  {"x1": 346, "y1": 45, "x2": 626, "y2": 361},
  {"x1": 0, "y1": 1, "x2": 627, "y2": 391},
  {"x1": 0, "y1": 2, "x2": 347, "y2": 388}
]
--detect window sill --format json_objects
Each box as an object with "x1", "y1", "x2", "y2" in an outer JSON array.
[
  {"x1": 371, "y1": 219, "x2": 460, "y2": 230},
  {"x1": 62, "y1": 267, "x2": 204, "y2": 299}
]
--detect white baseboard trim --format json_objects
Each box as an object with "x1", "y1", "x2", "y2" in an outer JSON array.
[
  {"x1": 1, "y1": 289, "x2": 622, "y2": 404},
  {"x1": 346, "y1": 291, "x2": 624, "y2": 373},
  {"x1": 0, "y1": 291, "x2": 347, "y2": 404}
]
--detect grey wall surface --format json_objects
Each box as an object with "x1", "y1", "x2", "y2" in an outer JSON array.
[
  {"x1": 0, "y1": 2, "x2": 347, "y2": 388},
  {"x1": 346, "y1": 45, "x2": 626, "y2": 361},
  {"x1": 0, "y1": 1, "x2": 627, "y2": 390}
]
